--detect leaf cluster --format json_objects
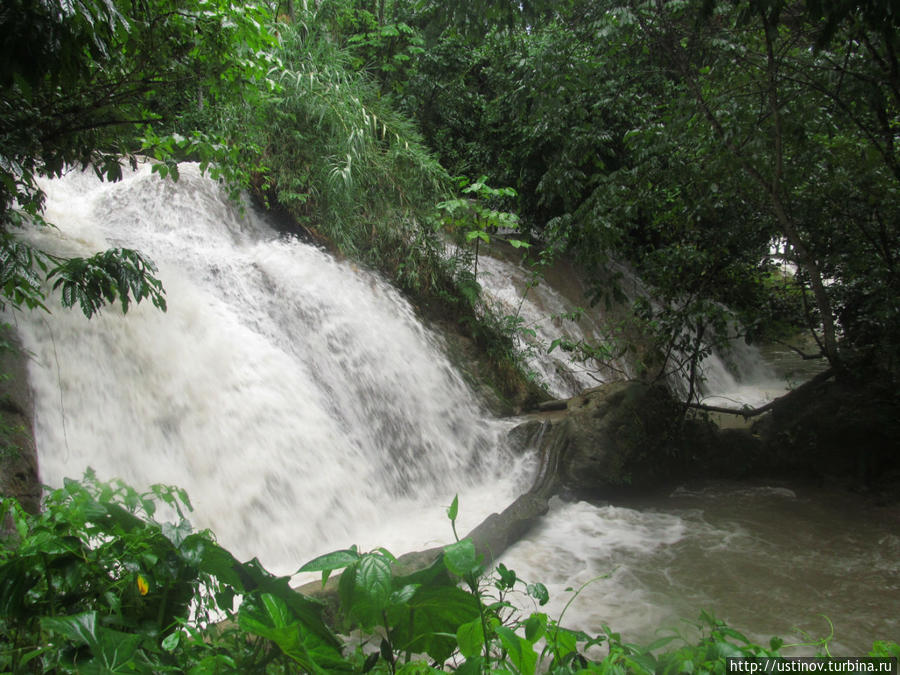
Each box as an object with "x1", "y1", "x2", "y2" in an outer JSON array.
[
  {"x1": 3, "y1": 476, "x2": 898, "y2": 673},
  {"x1": 0, "y1": 0, "x2": 276, "y2": 320},
  {"x1": 382, "y1": 0, "x2": 900, "y2": 389},
  {"x1": 0, "y1": 470, "x2": 342, "y2": 673}
]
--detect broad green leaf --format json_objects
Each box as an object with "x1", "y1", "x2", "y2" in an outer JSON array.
[
  {"x1": 386, "y1": 585, "x2": 480, "y2": 663},
  {"x1": 261, "y1": 592, "x2": 292, "y2": 629},
  {"x1": 456, "y1": 618, "x2": 485, "y2": 658},
  {"x1": 454, "y1": 656, "x2": 485, "y2": 675},
  {"x1": 161, "y1": 630, "x2": 181, "y2": 652},
  {"x1": 343, "y1": 553, "x2": 392, "y2": 628},
  {"x1": 178, "y1": 532, "x2": 207, "y2": 567},
  {"x1": 443, "y1": 538, "x2": 481, "y2": 578},
  {"x1": 624, "y1": 652, "x2": 658, "y2": 672},
  {"x1": 389, "y1": 583, "x2": 420, "y2": 606},
  {"x1": 297, "y1": 547, "x2": 360, "y2": 581},
  {"x1": 238, "y1": 593, "x2": 346, "y2": 673},
  {"x1": 526, "y1": 582, "x2": 549, "y2": 606},
  {"x1": 495, "y1": 563, "x2": 516, "y2": 590},
  {"x1": 496, "y1": 625, "x2": 537, "y2": 675},
  {"x1": 41, "y1": 611, "x2": 100, "y2": 649},
  {"x1": 524, "y1": 613, "x2": 546, "y2": 643},
  {"x1": 231, "y1": 559, "x2": 340, "y2": 649},
  {"x1": 95, "y1": 629, "x2": 142, "y2": 672},
  {"x1": 196, "y1": 540, "x2": 243, "y2": 588},
  {"x1": 549, "y1": 625, "x2": 590, "y2": 662}
]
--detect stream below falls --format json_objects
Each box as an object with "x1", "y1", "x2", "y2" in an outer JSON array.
[{"x1": 9, "y1": 163, "x2": 899, "y2": 656}]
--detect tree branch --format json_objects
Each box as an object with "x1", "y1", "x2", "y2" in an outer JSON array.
[{"x1": 688, "y1": 367, "x2": 834, "y2": 418}]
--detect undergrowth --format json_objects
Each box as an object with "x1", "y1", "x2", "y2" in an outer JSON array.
[{"x1": 1, "y1": 472, "x2": 896, "y2": 673}]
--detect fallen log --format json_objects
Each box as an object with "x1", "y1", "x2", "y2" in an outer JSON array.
[{"x1": 298, "y1": 422, "x2": 562, "y2": 605}]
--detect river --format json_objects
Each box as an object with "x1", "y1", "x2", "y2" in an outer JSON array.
[{"x1": 10, "y1": 163, "x2": 898, "y2": 656}]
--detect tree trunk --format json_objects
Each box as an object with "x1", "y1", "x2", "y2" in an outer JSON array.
[{"x1": 761, "y1": 12, "x2": 840, "y2": 367}]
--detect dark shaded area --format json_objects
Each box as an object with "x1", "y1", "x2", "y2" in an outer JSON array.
[{"x1": 0, "y1": 327, "x2": 40, "y2": 517}]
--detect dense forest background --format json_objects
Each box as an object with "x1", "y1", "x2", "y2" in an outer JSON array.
[{"x1": 2, "y1": 0, "x2": 899, "y2": 402}]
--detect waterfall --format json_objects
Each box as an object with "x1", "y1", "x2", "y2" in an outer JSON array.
[
  {"x1": 476, "y1": 251, "x2": 636, "y2": 399},
  {"x1": 477, "y1": 245, "x2": 787, "y2": 406},
  {"x1": 8, "y1": 165, "x2": 896, "y2": 654},
  {"x1": 10, "y1": 162, "x2": 530, "y2": 575}
]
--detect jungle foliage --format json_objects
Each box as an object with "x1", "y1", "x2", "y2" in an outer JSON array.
[
  {"x1": 5, "y1": 0, "x2": 900, "y2": 392},
  {"x1": 0, "y1": 0, "x2": 275, "y2": 318},
  {"x1": 351, "y1": 0, "x2": 900, "y2": 392},
  {"x1": 5, "y1": 475, "x2": 895, "y2": 673},
  {"x1": 2, "y1": 2, "x2": 899, "y2": 670}
]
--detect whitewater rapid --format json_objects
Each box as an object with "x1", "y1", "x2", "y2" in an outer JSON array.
[{"x1": 11, "y1": 163, "x2": 897, "y2": 655}]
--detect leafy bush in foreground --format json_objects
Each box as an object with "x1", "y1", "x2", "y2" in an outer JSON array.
[{"x1": 1, "y1": 473, "x2": 896, "y2": 673}]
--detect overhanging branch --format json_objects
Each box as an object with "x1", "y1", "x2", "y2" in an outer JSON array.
[{"x1": 686, "y1": 367, "x2": 834, "y2": 418}]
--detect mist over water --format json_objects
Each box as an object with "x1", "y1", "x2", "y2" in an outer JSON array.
[{"x1": 12, "y1": 163, "x2": 898, "y2": 654}]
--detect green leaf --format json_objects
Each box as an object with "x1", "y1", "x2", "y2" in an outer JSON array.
[
  {"x1": 239, "y1": 593, "x2": 347, "y2": 674},
  {"x1": 41, "y1": 613, "x2": 142, "y2": 673},
  {"x1": 161, "y1": 631, "x2": 181, "y2": 652},
  {"x1": 551, "y1": 626, "x2": 579, "y2": 661},
  {"x1": 196, "y1": 540, "x2": 243, "y2": 588},
  {"x1": 496, "y1": 625, "x2": 537, "y2": 675},
  {"x1": 389, "y1": 583, "x2": 420, "y2": 606},
  {"x1": 524, "y1": 613, "x2": 546, "y2": 643},
  {"x1": 456, "y1": 618, "x2": 485, "y2": 658},
  {"x1": 298, "y1": 548, "x2": 360, "y2": 574},
  {"x1": 495, "y1": 563, "x2": 516, "y2": 590},
  {"x1": 94, "y1": 629, "x2": 142, "y2": 672},
  {"x1": 357, "y1": 553, "x2": 392, "y2": 601},
  {"x1": 342, "y1": 553, "x2": 393, "y2": 628},
  {"x1": 41, "y1": 611, "x2": 100, "y2": 649},
  {"x1": 443, "y1": 538, "x2": 481, "y2": 578},
  {"x1": 298, "y1": 546, "x2": 360, "y2": 586},
  {"x1": 447, "y1": 494, "x2": 459, "y2": 522},
  {"x1": 526, "y1": 582, "x2": 549, "y2": 606},
  {"x1": 228, "y1": 558, "x2": 340, "y2": 649},
  {"x1": 386, "y1": 585, "x2": 479, "y2": 662}
]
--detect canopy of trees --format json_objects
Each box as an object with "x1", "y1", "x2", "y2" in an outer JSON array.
[
  {"x1": 2, "y1": 3, "x2": 899, "y2": 671},
  {"x1": 357, "y1": 0, "x2": 899, "y2": 391},
  {"x1": 3, "y1": 0, "x2": 899, "y2": 394},
  {"x1": 0, "y1": 0, "x2": 273, "y2": 316}
]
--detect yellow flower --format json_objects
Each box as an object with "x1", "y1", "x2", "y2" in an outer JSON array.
[{"x1": 136, "y1": 574, "x2": 149, "y2": 596}]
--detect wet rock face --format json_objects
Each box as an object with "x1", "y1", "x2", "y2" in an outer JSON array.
[
  {"x1": 511, "y1": 374, "x2": 900, "y2": 501},
  {"x1": 558, "y1": 382, "x2": 684, "y2": 493},
  {"x1": 511, "y1": 381, "x2": 690, "y2": 498},
  {"x1": 0, "y1": 328, "x2": 40, "y2": 515}
]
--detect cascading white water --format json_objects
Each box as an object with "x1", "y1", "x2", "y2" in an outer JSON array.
[
  {"x1": 477, "y1": 245, "x2": 790, "y2": 407},
  {"x1": 11, "y1": 165, "x2": 897, "y2": 656},
  {"x1": 476, "y1": 246, "x2": 899, "y2": 655},
  {"x1": 477, "y1": 252, "x2": 635, "y2": 398},
  {"x1": 11, "y1": 162, "x2": 531, "y2": 574}
]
